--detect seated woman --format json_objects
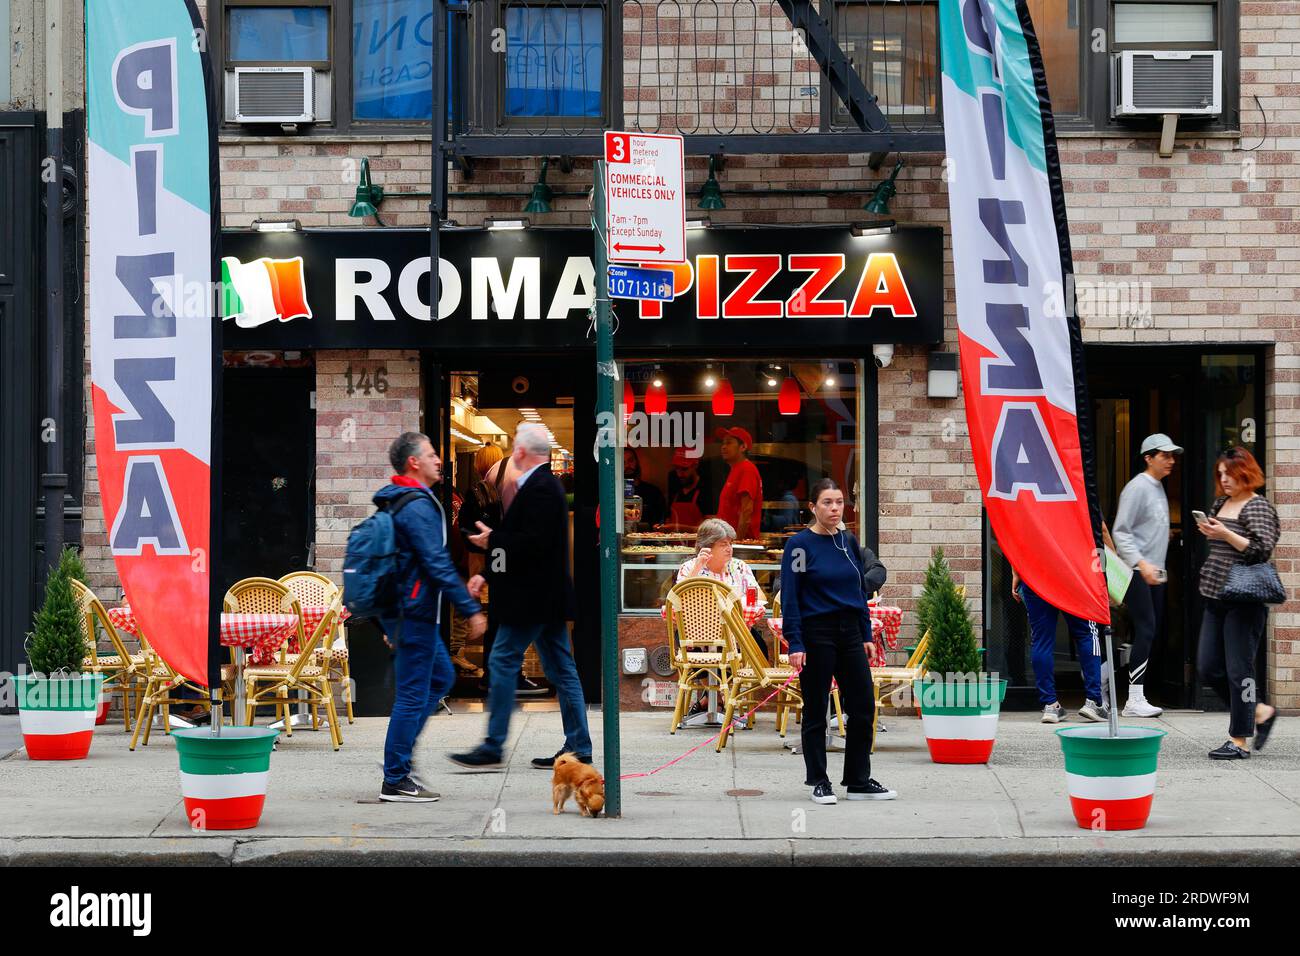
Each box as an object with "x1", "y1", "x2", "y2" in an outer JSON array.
[{"x1": 676, "y1": 518, "x2": 770, "y2": 658}]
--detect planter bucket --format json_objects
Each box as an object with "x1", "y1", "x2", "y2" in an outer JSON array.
[
  {"x1": 94, "y1": 686, "x2": 112, "y2": 725},
  {"x1": 915, "y1": 677, "x2": 1008, "y2": 764},
  {"x1": 1057, "y1": 726, "x2": 1166, "y2": 831},
  {"x1": 173, "y1": 727, "x2": 279, "y2": 831},
  {"x1": 16, "y1": 674, "x2": 103, "y2": 760}
]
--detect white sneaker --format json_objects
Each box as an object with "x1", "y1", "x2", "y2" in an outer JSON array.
[
  {"x1": 1122, "y1": 686, "x2": 1163, "y2": 718},
  {"x1": 1078, "y1": 699, "x2": 1110, "y2": 722},
  {"x1": 1041, "y1": 702, "x2": 1065, "y2": 724}
]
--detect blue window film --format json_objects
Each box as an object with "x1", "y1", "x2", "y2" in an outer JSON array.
[
  {"x1": 354, "y1": 0, "x2": 452, "y2": 120},
  {"x1": 228, "y1": 7, "x2": 330, "y2": 62},
  {"x1": 505, "y1": 6, "x2": 603, "y2": 118}
]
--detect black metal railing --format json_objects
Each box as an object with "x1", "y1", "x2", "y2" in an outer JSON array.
[{"x1": 445, "y1": 0, "x2": 945, "y2": 156}]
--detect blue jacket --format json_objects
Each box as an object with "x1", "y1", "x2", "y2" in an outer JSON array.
[{"x1": 373, "y1": 481, "x2": 480, "y2": 635}]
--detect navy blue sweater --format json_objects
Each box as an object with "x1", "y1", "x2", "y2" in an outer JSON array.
[{"x1": 779, "y1": 528, "x2": 872, "y2": 653}]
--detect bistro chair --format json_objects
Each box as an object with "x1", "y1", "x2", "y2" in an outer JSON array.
[
  {"x1": 129, "y1": 641, "x2": 235, "y2": 751},
  {"x1": 869, "y1": 627, "x2": 936, "y2": 753},
  {"x1": 718, "y1": 589, "x2": 802, "y2": 751},
  {"x1": 225, "y1": 577, "x2": 306, "y2": 662},
  {"x1": 771, "y1": 592, "x2": 845, "y2": 737},
  {"x1": 71, "y1": 579, "x2": 149, "y2": 729},
  {"x1": 242, "y1": 600, "x2": 344, "y2": 750},
  {"x1": 279, "y1": 571, "x2": 353, "y2": 725},
  {"x1": 663, "y1": 578, "x2": 739, "y2": 735}
]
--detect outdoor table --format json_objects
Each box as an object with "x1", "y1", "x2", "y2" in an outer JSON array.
[{"x1": 108, "y1": 606, "x2": 301, "y2": 726}]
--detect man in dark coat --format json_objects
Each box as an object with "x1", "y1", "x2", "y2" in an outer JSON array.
[
  {"x1": 375, "y1": 432, "x2": 486, "y2": 801},
  {"x1": 449, "y1": 423, "x2": 592, "y2": 770}
]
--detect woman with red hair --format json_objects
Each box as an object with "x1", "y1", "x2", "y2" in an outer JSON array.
[{"x1": 1195, "y1": 447, "x2": 1282, "y2": 759}]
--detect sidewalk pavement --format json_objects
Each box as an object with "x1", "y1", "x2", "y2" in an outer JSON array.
[{"x1": 1, "y1": 707, "x2": 1297, "y2": 865}]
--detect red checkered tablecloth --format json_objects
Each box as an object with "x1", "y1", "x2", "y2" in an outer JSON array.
[
  {"x1": 108, "y1": 606, "x2": 300, "y2": 665},
  {"x1": 769, "y1": 604, "x2": 904, "y2": 667}
]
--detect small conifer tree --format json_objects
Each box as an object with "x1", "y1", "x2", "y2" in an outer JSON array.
[
  {"x1": 25, "y1": 547, "x2": 89, "y2": 676},
  {"x1": 921, "y1": 549, "x2": 982, "y2": 678}
]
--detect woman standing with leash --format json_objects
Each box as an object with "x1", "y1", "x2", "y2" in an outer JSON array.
[{"x1": 780, "y1": 479, "x2": 897, "y2": 805}]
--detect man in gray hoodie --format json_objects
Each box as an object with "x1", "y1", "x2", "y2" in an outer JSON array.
[{"x1": 1111, "y1": 433, "x2": 1182, "y2": 717}]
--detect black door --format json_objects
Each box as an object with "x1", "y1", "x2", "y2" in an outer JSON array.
[
  {"x1": 220, "y1": 366, "x2": 316, "y2": 592},
  {"x1": 1088, "y1": 346, "x2": 1267, "y2": 709},
  {"x1": 0, "y1": 114, "x2": 39, "y2": 687}
]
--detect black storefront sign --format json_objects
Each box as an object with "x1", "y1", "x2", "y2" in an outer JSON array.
[{"x1": 221, "y1": 225, "x2": 944, "y2": 352}]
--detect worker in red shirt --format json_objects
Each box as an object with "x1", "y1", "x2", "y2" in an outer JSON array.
[{"x1": 714, "y1": 426, "x2": 763, "y2": 540}]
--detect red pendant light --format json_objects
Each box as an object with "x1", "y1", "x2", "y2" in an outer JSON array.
[
  {"x1": 622, "y1": 379, "x2": 635, "y2": 422},
  {"x1": 645, "y1": 378, "x2": 668, "y2": 415},
  {"x1": 712, "y1": 377, "x2": 735, "y2": 416},
  {"x1": 778, "y1": 375, "x2": 801, "y2": 415}
]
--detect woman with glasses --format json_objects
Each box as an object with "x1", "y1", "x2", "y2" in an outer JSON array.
[{"x1": 1195, "y1": 447, "x2": 1281, "y2": 759}]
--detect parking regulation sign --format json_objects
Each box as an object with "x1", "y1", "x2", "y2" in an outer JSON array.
[{"x1": 603, "y1": 131, "x2": 686, "y2": 265}]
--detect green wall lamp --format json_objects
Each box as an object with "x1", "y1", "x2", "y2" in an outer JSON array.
[
  {"x1": 524, "y1": 158, "x2": 554, "y2": 213},
  {"x1": 348, "y1": 155, "x2": 433, "y2": 226},
  {"x1": 865, "y1": 158, "x2": 904, "y2": 215},
  {"x1": 698, "y1": 156, "x2": 725, "y2": 210}
]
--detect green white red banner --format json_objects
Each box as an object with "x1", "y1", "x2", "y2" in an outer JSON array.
[
  {"x1": 86, "y1": 0, "x2": 218, "y2": 683},
  {"x1": 940, "y1": 0, "x2": 1109, "y2": 622}
]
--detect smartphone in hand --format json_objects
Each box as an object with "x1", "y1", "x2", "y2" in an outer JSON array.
[{"x1": 1192, "y1": 510, "x2": 1209, "y2": 525}]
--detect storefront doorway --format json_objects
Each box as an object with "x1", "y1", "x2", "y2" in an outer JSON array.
[
  {"x1": 422, "y1": 353, "x2": 601, "y2": 702},
  {"x1": 220, "y1": 361, "x2": 316, "y2": 593},
  {"x1": 985, "y1": 346, "x2": 1268, "y2": 710}
]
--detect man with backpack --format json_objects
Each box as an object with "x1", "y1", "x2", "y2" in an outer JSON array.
[{"x1": 358, "y1": 432, "x2": 486, "y2": 803}]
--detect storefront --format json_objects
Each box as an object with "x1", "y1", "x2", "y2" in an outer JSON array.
[{"x1": 220, "y1": 223, "x2": 945, "y2": 708}]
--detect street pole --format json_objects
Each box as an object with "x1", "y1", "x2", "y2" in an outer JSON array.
[
  {"x1": 41, "y1": 0, "x2": 66, "y2": 576},
  {"x1": 593, "y1": 160, "x2": 621, "y2": 817},
  {"x1": 431, "y1": 0, "x2": 447, "y2": 312}
]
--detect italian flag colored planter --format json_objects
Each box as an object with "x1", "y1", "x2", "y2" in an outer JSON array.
[
  {"x1": 1057, "y1": 726, "x2": 1166, "y2": 831},
  {"x1": 915, "y1": 677, "x2": 1008, "y2": 764},
  {"x1": 16, "y1": 674, "x2": 103, "y2": 760},
  {"x1": 173, "y1": 727, "x2": 278, "y2": 831}
]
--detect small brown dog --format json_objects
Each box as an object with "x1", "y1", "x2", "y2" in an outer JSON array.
[{"x1": 552, "y1": 753, "x2": 605, "y2": 817}]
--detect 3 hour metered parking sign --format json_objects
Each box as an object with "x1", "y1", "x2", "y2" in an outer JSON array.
[{"x1": 604, "y1": 132, "x2": 686, "y2": 265}]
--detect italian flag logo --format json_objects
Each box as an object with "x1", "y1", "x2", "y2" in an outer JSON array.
[
  {"x1": 221, "y1": 256, "x2": 313, "y2": 328},
  {"x1": 174, "y1": 728, "x2": 277, "y2": 830},
  {"x1": 1058, "y1": 726, "x2": 1166, "y2": 830}
]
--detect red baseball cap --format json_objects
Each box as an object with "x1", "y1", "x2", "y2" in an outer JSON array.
[
  {"x1": 714, "y1": 426, "x2": 753, "y2": 451},
  {"x1": 672, "y1": 448, "x2": 702, "y2": 467}
]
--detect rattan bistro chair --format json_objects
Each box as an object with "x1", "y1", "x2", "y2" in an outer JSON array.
[
  {"x1": 279, "y1": 571, "x2": 353, "y2": 725},
  {"x1": 243, "y1": 600, "x2": 344, "y2": 750},
  {"x1": 129, "y1": 642, "x2": 235, "y2": 750},
  {"x1": 71, "y1": 579, "x2": 149, "y2": 728},
  {"x1": 225, "y1": 577, "x2": 306, "y2": 662},
  {"x1": 718, "y1": 592, "x2": 803, "y2": 751},
  {"x1": 771, "y1": 592, "x2": 845, "y2": 737},
  {"x1": 663, "y1": 578, "x2": 740, "y2": 734}
]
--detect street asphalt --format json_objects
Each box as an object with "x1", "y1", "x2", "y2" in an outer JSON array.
[{"x1": 1, "y1": 707, "x2": 1296, "y2": 865}]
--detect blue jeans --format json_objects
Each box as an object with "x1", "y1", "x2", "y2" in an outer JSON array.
[
  {"x1": 384, "y1": 618, "x2": 456, "y2": 784},
  {"x1": 484, "y1": 620, "x2": 591, "y2": 759},
  {"x1": 1019, "y1": 583, "x2": 1103, "y2": 706}
]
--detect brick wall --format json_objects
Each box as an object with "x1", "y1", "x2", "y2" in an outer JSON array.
[
  {"x1": 76, "y1": 1, "x2": 1300, "y2": 708},
  {"x1": 312, "y1": 351, "x2": 423, "y2": 585}
]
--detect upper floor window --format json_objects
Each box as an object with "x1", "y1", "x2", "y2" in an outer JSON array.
[
  {"x1": 825, "y1": 0, "x2": 1234, "y2": 132},
  {"x1": 352, "y1": 0, "x2": 436, "y2": 120}
]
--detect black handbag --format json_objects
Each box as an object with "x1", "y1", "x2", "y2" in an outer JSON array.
[{"x1": 1221, "y1": 562, "x2": 1286, "y2": 605}]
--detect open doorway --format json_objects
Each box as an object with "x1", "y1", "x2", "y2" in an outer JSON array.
[
  {"x1": 423, "y1": 357, "x2": 600, "y2": 703},
  {"x1": 984, "y1": 347, "x2": 1267, "y2": 710}
]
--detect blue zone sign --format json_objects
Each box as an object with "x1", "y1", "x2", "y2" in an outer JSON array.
[{"x1": 607, "y1": 265, "x2": 675, "y2": 301}]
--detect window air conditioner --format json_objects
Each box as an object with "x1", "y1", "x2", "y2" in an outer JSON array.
[
  {"x1": 234, "y1": 67, "x2": 315, "y2": 123},
  {"x1": 1113, "y1": 50, "x2": 1222, "y2": 117}
]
